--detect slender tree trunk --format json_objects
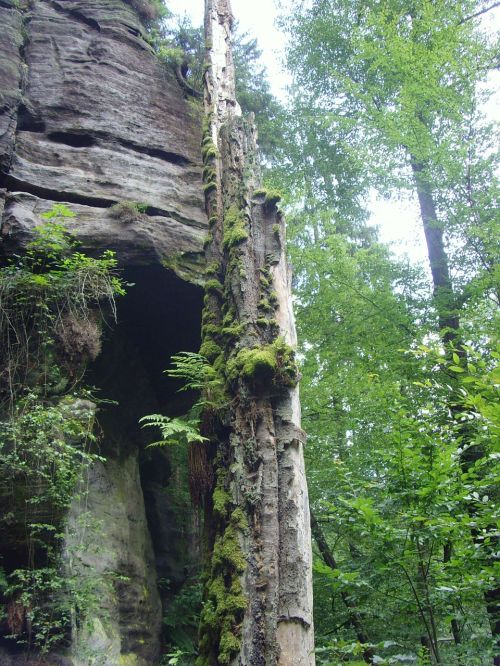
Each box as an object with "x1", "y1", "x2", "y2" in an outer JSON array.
[
  {"x1": 411, "y1": 156, "x2": 499, "y2": 664},
  {"x1": 197, "y1": 2, "x2": 315, "y2": 664},
  {"x1": 443, "y1": 542, "x2": 463, "y2": 651},
  {"x1": 410, "y1": 159, "x2": 459, "y2": 346},
  {"x1": 310, "y1": 511, "x2": 374, "y2": 664}
]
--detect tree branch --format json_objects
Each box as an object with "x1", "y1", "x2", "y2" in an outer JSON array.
[{"x1": 459, "y1": 2, "x2": 500, "y2": 24}]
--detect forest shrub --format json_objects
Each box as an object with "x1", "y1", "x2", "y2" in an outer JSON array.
[{"x1": 0, "y1": 205, "x2": 124, "y2": 652}]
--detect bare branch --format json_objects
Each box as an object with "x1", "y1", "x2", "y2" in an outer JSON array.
[{"x1": 459, "y1": 2, "x2": 500, "y2": 24}]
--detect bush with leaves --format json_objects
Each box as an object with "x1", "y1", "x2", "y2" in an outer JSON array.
[
  {"x1": 0, "y1": 204, "x2": 124, "y2": 403},
  {"x1": 0, "y1": 205, "x2": 124, "y2": 652}
]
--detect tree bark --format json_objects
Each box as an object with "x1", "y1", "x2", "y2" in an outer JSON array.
[
  {"x1": 410, "y1": 159, "x2": 459, "y2": 347},
  {"x1": 197, "y1": 2, "x2": 315, "y2": 664}
]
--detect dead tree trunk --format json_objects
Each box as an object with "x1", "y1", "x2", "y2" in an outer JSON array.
[{"x1": 196, "y1": 1, "x2": 315, "y2": 665}]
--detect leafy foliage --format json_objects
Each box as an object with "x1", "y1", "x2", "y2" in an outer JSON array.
[
  {"x1": 0, "y1": 204, "x2": 124, "y2": 404},
  {"x1": 274, "y1": 0, "x2": 499, "y2": 663},
  {"x1": 140, "y1": 413, "x2": 208, "y2": 448},
  {"x1": 0, "y1": 206, "x2": 124, "y2": 652},
  {"x1": 140, "y1": 351, "x2": 226, "y2": 450}
]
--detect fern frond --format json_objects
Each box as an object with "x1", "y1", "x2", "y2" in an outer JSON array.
[
  {"x1": 140, "y1": 413, "x2": 208, "y2": 447},
  {"x1": 166, "y1": 352, "x2": 218, "y2": 391}
]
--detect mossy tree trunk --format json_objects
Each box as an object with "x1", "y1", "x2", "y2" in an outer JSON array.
[{"x1": 197, "y1": 1, "x2": 315, "y2": 664}]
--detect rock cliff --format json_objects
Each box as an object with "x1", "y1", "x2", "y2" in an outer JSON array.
[
  {"x1": 0, "y1": 0, "x2": 206, "y2": 279},
  {"x1": 0, "y1": 0, "x2": 207, "y2": 664}
]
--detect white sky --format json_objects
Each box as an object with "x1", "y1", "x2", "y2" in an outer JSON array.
[{"x1": 166, "y1": 0, "x2": 498, "y2": 268}]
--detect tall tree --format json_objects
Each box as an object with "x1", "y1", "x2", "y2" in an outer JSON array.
[
  {"x1": 275, "y1": 0, "x2": 499, "y2": 662},
  {"x1": 195, "y1": 1, "x2": 315, "y2": 663}
]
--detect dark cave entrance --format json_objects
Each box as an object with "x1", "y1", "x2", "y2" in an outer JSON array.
[
  {"x1": 91, "y1": 264, "x2": 203, "y2": 446},
  {"x1": 89, "y1": 263, "x2": 204, "y2": 655}
]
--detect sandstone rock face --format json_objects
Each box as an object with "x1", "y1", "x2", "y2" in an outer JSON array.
[
  {"x1": 0, "y1": 1, "x2": 207, "y2": 664},
  {"x1": 0, "y1": 0, "x2": 206, "y2": 277},
  {"x1": 66, "y1": 455, "x2": 162, "y2": 666}
]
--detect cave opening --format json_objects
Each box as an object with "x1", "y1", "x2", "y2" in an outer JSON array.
[{"x1": 88, "y1": 263, "x2": 204, "y2": 657}]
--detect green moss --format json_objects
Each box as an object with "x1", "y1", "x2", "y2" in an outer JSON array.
[
  {"x1": 213, "y1": 487, "x2": 231, "y2": 518},
  {"x1": 200, "y1": 339, "x2": 223, "y2": 363},
  {"x1": 205, "y1": 279, "x2": 224, "y2": 296},
  {"x1": 203, "y1": 233, "x2": 213, "y2": 250},
  {"x1": 259, "y1": 274, "x2": 270, "y2": 289},
  {"x1": 202, "y1": 309, "x2": 217, "y2": 325},
  {"x1": 202, "y1": 144, "x2": 219, "y2": 163},
  {"x1": 253, "y1": 187, "x2": 282, "y2": 205},
  {"x1": 213, "y1": 352, "x2": 225, "y2": 373},
  {"x1": 231, "y1": 507, "x2": 248, "y2": 532},
  {"x1": 223, "y1": 205, "x2": 248, "y2": 249},
  {"x1": 197, "y1": 412, "x2": 249, "y2": 666},
  {"x1": 201, "y1": 570, "x2": 246, "y2": 665},
  {"x1": 198, "y1": 599, "x2": 218, "y2": 638},
  {"x1": 213, "y1": 526, "x2": 246, "y2": 573},
  {"x1": 258, "y1": 297, "x2": 273, "y2": 312},
  {"x1": 208, "y1": 214, "x2": 218, "y2": 227},
  {"x1": 227, "y1": 338, "x2": 299, "y2": 388},
  {"x1": 205, "y1": 261, "x2": 220, "y2": 276},
  {"x1": 256, "y1": 317, "x2": 279, "y2": 330},
  {"x1": 201, "y1": 323, "x2": 221, "y2": 338},
  {"x1": 272, "y1": 223, "x2": 281, "y2": 237},
  {"x1": 227, "y1": 347, "x2": 277, "y2": 384},
  {"x1": 201, "y1": 135, "x2": 213, "y2": 148},
  {"x1": 272, "y1": 337, "x2": 299, "y2": 387},
  {"x1": 222, "y1": 324, "x2": 244, "y2": 339},
  {"x1": 222, "y1": 311, "x2": 235, "y2": 327},
  {"x1": 219, "y1": 630, "x2": 241, "y2": 664},
  {"x1": 203, "y1": 181, "x2": 217, "y2": 195},
  {"x1": 202, "y1": 165, "x2": 217, "y2": 182}
]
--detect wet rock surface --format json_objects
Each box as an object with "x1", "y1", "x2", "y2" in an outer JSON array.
[{"x1": 0, "y1": 0, "x2": 206, "y2": 276}]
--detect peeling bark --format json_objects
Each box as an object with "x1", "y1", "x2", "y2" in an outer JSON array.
[{"x1": 198, "y1": 2, "x2": 315, "y2": 664}]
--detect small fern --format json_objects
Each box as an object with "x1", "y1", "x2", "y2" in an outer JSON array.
[
  {"x1": 141, "y1": 353, "x2": 226, "y2": 449},
  {"x1": 139, "y1": 414, "x2": 208, "y2": 448},
  {"x1": 166, "y1": 351, "x2": 226, "y2": 412}
]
